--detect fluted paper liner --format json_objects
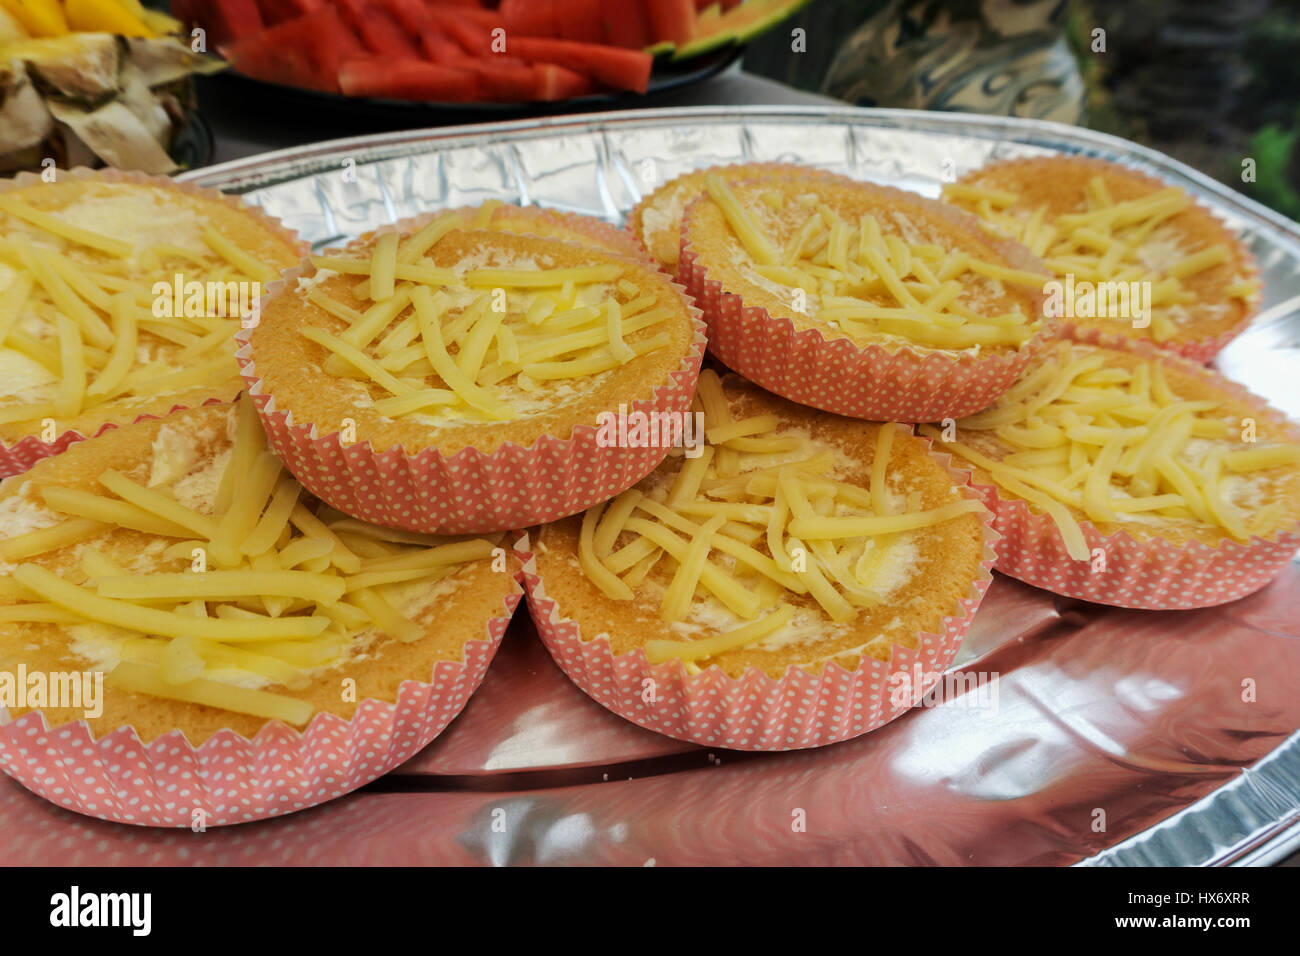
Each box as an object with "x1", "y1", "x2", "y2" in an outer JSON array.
[
  {"x1": 0, "y1": 166, "x2": 308, "y2": 480},
  {"x1": 237, "y1": 230, "x2": 707, "y2": 535},
  {"x1": 678, "y1": 182, "x2": 1059, "y2": 422},
  {"x1": 951, "y1": 155, "x2": 1261, "y2": 365},
  {"x1": 958, "y1": 342, "x2": 1300, "y2": 609},
  {"x1": 0, "y1": 583, "x2": 522, "y2": 827},
  {"x1": 518, "y1": 438, "x2": 1000, "y2": 751}
]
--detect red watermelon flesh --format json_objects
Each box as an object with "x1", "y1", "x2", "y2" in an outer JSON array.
[
  {"x1": 335, "y1": 0, "x2": 421, "y2": 57},
  {"x1": 254, "y1": 0, "x2": 320, "y2": 26},
  {"x1": 197, "y1": 0, "x2": 264, "y2": 45},
  {"x1": 420, "y1": 30, "x2": 464, "y2": 62},
  {"x1": 600, "y1": 0, "x2": 650, "y2": 48},
  {"x1": 339, "y1": 58, "x2": 481, "y2": 100},
  {"x1": 423, "y1": 7, "x2": 494, "y2": 55},
  {"x1": 458, "y1": 60, "x2": 541, "y2": 100},
  {"x1": 508, "y1": 36, "x2": 651, "y2": 92},
  {"x1": 501, "y1": 0, "x2": 559, "y2": 38},
  {"x1": 381, "y1": 0, "x2": 432, "y2": 32},
  {"x1": 556, "y1": 0, "x2": 604, "y2": 44},
  {"x1": 647, "y1": 0, "x2": 696, "y2": 45},
  {"x1": 222, "y1": 7, "x2": 359, "y2": 92},
  {"x1": 535, "y1": 62, "x2": 593, "y2": 100}
]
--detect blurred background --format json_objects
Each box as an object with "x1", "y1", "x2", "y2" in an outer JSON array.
[
  {"x1": 743, "y1": 0, "x2": 1300, "y2": 221},
  {"x1": 0, "y1": 0, "x2": 1296, "y2": 221}
]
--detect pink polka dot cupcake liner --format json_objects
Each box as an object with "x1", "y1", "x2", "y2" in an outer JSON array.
[
  {"x1": 516, "y1": 441, "x2": 1000, "y2": 751},
  {"x1": 0, "y1": 586, "x2": 521, "y2": 827},
  {"x1": 677, "y1": 185, "x2": 1059, "y2": 423},
  {"x1": 1061, "y1": 307, "x2": 1258, "y2": 367},
  {"x1": 0, "y1": 166, "x2": 307, "y2": 481},
  {"x1": 960, "y1": 345, "x2": 1300, "y2": 610},
  {"x1": 235, "y1": 258, "x2": 707, "y2": 535}
]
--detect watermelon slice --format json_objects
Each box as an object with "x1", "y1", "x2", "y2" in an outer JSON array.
[
  {"x1": 335, "y1": 0, "x2": 421, "y2": 58},
  {"x1": 381, "y1": 0, "x2": 431, "y2": 33},
  {"x1": 646, "y1": 0, "x2": 695, "y2": 47},
  {"x1": 535, "y1": 62, "x2": 593, "y2": 100},
  {"x1": 194, "y1": 0, "x2": 263, "y2": 45},
  {"x1": 671, "y1": 0, "x2": 811, "y2": 59},
  {"x1": 507, "y1": 36, "x2": 651, "y2": 92},
  {"x1": 555, "y1": 0, "x2": 604, "y2": 44},
  {"x1": 253, "y1": 0, "x2": 319, "y2": 26},
  {"x1": 731, "y1": 0, "x2": 812, "y2": 43},
  {"x1": 600, "y1": 0, "x2": 650, "y2": 48},
  {"x1": 458, "y1": 60, "x2": 541, "y2": 100},
  {"x1": 500, "y1": 0, "x2": 558, "y2": 38},
  {"x1": 222, "y1": 6, "x2": 360, "y2": 92},
  {"x1": 423, "y1": 7, "x2": 492, "y2": 55},
  {"x1": 339, "y1": 58, "x2": 480, "y2": 100}
]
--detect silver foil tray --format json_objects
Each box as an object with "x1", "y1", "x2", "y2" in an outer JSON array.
[{"x1": 174, "y1": 106, "x2": 1300, "y2": 866}]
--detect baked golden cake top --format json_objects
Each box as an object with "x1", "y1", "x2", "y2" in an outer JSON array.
[
  {"x1": 945, "y1": 156, "x2": 1258, "y2": 347},
  {"x1": 0, "y1": 399, "x2": 513, "y2": 744},
  {"x1": 251, "y1": 221, "x2": 697, "y2": 457},
  {"x1": 533, "y1": 371, "x2": 988, "y2": 679},
  {"x1": 369, "y1": 200, "x2": 647, "y2": 262},
  {"x1": 0, "y1": 176, "x2": 301, "y2": 443},
  {"x1": 923, "y1": 341, "x2": 1300, "y2": 553},
  {"x1": 631, "y1": 163, "x2": 842, "y2": 274},
  {"x1": 682, "y1": 176, "x2": 1048, "y2": 354}
]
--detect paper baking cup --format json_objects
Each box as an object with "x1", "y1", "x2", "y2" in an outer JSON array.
[
  {"x1": 0, "y1": 585, "x2": 521, "y2": 827},
  {"x1": 0, "y1": 167, "x2": 307, "y2": 480},
  {"x1": 1061, "y1": 308, "x2": 1258, "y2": 367},
  {"x1": 953, "y1": 156, "x2": 1260, "y2": 366},
  {"x1": 626, "y1": 161, "x2": 854, "y2": 273},
  {"x1": 236, "y1": 253, "x2": 707, "y2": 535},
  {"x1": 678, "y1": 187, "x2": 1058, "y2": 423},
  {"x1": 518, "y1": 443, "x2": 999, "y2": 751},
  {"x1": 966, "y1": 346, "x2": 1300, "y2": 610}
]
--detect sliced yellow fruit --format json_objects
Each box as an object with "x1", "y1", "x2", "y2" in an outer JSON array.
[
  {"x1": 0, "y1": 0, "x2": 67, "y2": 37},
  {"x1": 0, "y1": 3, "x2": 31, "y2": 44},
  {"x1": 140, "y1": 8, "x2": 179, "y2": 34},
  {"x1": 63, "y1": 0, "x2": 152, "y2": 37}
]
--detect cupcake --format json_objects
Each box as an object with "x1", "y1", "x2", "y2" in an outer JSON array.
[
  {"x1": 522, "y1": 370, "x2": 996, "y2": 751},
  {"x1": 629, "y1": 162, "x2": 851, "y2": 276},
  {"x1": 678, "y1": 175, "x2": 1056, "y2": 422},
  {"x1": 240, "y1": 214, "x2": 704, "y2": 534},
  {"x1": 0, "y1": 398, "x2": 520, "y2": 826},
  {"x1": 921, "y1": 340, "x2": 1300, "y2": 609},
  {"x1": 944, "y1": 156, "x2": 1259, "y2": 363},
  {"x1": 0, "y1": 168, "x2": 304, "y2": 478}
]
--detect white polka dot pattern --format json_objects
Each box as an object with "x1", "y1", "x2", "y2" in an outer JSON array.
[
  {"x1": 0, "y1": 589, "x2": 521, "y2": 827},
  {"x1": 514, "y1": 449, "x2": 1000, "y2": 752},
  {"x1": 676, "y1": 193, "x2": 1059, "y2": 424},
  {"x1": 1063, "y1": 317, "x2": 1251, "y2": 367},
  {"x1": 978, "y1": 477, "x2": 1300, "y2": 609},
  {"x1": 235, "y1": 279, "x2": 707, "y2": 535},
  {"x1": 0, "y1": 396, "x2": 234, "y2": 481},
  {"x1": 974, "y1": 341, "x2": 1300, "y2": 609}
]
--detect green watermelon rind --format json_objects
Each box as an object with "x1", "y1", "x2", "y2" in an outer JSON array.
[{"x1": 665, "y1": 0, "x2": 812, "y2": 61}]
